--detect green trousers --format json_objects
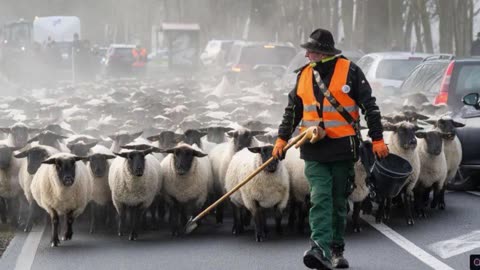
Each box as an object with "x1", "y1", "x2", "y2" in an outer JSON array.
[{"x1": 304, "y1": 160, "x2": 354, "y2": 259}]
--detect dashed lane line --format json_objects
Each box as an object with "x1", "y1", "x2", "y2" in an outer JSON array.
[
  {"x1": 14, "y1": 223, "x2": 46, "y2": 270},
  {"x1": 362, "y1": 215, "x2": 455, "y2": 270}
]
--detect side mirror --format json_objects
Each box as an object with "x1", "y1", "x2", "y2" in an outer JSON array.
[{"x1": 463, "y1": 93, "x2": 480, "y2": 107}]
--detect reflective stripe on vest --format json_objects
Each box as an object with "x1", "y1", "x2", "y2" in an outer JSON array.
[{"x1": 296, "y1": 59, "x2": 359, "y2": 138}]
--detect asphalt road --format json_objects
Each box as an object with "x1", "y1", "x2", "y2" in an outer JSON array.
[{"x1": 1, "y1": 191, "x2": 479, "y2": 270}]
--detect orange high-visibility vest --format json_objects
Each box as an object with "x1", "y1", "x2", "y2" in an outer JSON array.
[
  {"x1": 132, "y1": 48, "x2": 147, "y2": 67},
  {"x1": 296, "y1": 59, "x2": 359, "y2": 138}
]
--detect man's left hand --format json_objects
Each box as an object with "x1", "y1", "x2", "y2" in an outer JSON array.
[{"x1": 372, "y1": 139, "x2": 389, "y2": 159}]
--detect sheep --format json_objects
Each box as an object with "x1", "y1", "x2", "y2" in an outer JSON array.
[
  {"x1": 381, "y1": 121, "x2": 422, "y2": 225},
  {"x1": 27, "y1": 130, "x2": 69, "y2": 152},
  {"x1": 224, "y1": 145, "x2": 289, "y2": 242},
  {"x1": 0, "y1": 144, "x2": 22, "y2": 226},
  {"x1": 86, "y1": 145, "x2": 116, "y2": 233},
  {"x1": 108, "y1": 131, "x2": 143, "y2": 153},
  {"x1": 425, "y1": 116, "x2": 464, "y2": 210},
  {"x1": 14, "y1": 145, "x2": 59, "y2": 232},
  {"x1": 160, "y1": 143, "x2": 210, "y2": 236},
  {"x1": 209, "y1": 127, "x2": 265, "y2": 224},
  {"x1": 198, "y1": 126, "x2": 233, "y2": 153},
  {"x1": 283, "y1": 146, "x2": 309, "y2": 233},
  {"x1": 108, "y1": 147, "x2": 161, "y2": 240},
  {"x1": 350, "y1": 141, "x2": 375, "y2": 232},
  {"x1": 414, "y1": 129, "x2": 449, "y2": 218},
  {"x1": 67, "y1": 140, "x2": 98, "y2": 157},
  {"x1": 0, "y1": 122, "x2": 40, "y2": 148},
  {"x1": 30, "y1": 153, "x2": 92, "y2": 247}
]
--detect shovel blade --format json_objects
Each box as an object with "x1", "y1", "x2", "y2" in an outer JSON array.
[{"x1": 184, "y1": 217, "x2": 198, "y2": 235}]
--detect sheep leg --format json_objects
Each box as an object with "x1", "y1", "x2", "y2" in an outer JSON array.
[
  {"x1": 287, "y1": 200, "x2": 296, "y2": 231},
  {"x1": 274, "y1": 206, "x2": 283, "y2": 235},
  {"x1": 6, "y1": 198, "x2": 19, "y2": 228},
  {"x1": 24, "y1": 201, "x2": 39, "y2": 232},
  {"x1": 169, "y1": 200, "x2": 180, "y2": 237},
  {"x1": 352, "y1": 201, "x2": 362, "y2": 233},
  {"x1": 215, "y1": 201, "x2": 224, "y2": 225},
  {"x1": 384, "y1": 198, "x2": 392, "y2": 221},
  {"x1": 438, "y1": 184, "x2": 446, "y2": 210},
  {"x1": 375, "y1": 197, "x2": 386, "y2": 224},
  {"x1": 297, "y1": 200, "x2": 309, "y2": 234},
  {"x1": 50, "y1": 210, "x2": 60, "y2": 247},
  {"x1": 242, "y1": 208, "x2": 252, "y2": 227},
  {"x1": 430, "y1": 182, "x2": 442, "y2": 209},
  {"x1": 254, "y1": 207, "x2": 266, "y2": 242},
  {"x1": 89, "y1": 203, "x2": 96, "y2": 234},
  {"x1": 402, "y1": 191, "x2": 415, "y2": 226},
  {"x1": 414, "y1": 186, "x2": 427, "y2": 219},
  {"x1": 117, "y1": 203, "x2": 126, "y2": 237},
  {"x1": 361, "y1": 197, "x2": 373, "y2": 215},
  {"x1": 0, "y1": 198, "x2": 6, "y2": 224},
  {"x1": 63, "y1": 211, "x2": 74, "y2": 241},
  {"x1": 231, "y1": 202, "x2": 243, "y2": 236},
  {"x1": 128, "y1": 205, "x2": 140, "y2": 241}
]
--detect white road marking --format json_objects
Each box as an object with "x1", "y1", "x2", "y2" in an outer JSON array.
[
  {"x1": 428, "y1": 230, "x2": 480, "y2": 259},
  {"x1": 362, "y1": 215, "x2": 455, "y2": 270},
  {"x1": 14, "y1": 223, "x2": 46, "y2": 270}
]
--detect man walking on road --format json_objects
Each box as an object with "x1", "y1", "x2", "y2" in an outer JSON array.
[{"x1": 272, "y1": 28, "x2": 388, "y2": 269}]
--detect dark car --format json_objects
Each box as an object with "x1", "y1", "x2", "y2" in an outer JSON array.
[
  {"x1": 225, "y1": 41, "x2": 297, "y2": 85},
  {"x1": 400, "y1": 55, "x2": 480, "y2": 189}
]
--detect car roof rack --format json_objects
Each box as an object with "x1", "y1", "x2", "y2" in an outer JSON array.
[{"x1": 422, "y1": 54, "x2": 455, "y2": 62}]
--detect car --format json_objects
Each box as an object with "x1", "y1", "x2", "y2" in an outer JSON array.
[
  {"x1": 103, "y1": 44, "x2": 137, "y2": 77},
  {"x1": 400, "y1": 56, "x2": 480, "y2": 190},
  {"x1": 224, "y1": 41, "x2": 297, "y2": 85},
  {"x1": 200, "y1": 39, "x2": 236, "y2": 67},
  {"x1": 281, "y1": 49, "x2": 365, "y2": 90},
  {"x1": 356, "y1": 52, "x2": 431, "y2": 96}
]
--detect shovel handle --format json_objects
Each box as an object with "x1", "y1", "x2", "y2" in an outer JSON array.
[{"x1": 191, "y1": 130, "x2": 307, "y2": 223}]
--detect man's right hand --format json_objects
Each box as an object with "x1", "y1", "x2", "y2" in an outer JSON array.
[{"x1": 272, "y1": 138, "x2": 287, "y2": 160}]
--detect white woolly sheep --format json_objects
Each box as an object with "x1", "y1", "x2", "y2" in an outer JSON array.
[
  {"x1": 108, "y1": 131, "x2": 143, "y2": 153},
  {"x1": 160, "y1": 143, "x2": 210, "y2": 236},
  {"x1": 209, "y1": 127, "x2": 265, "y2": 224},
  {"x1": 0, "y1": 122, "x2": 40, "y2": 148},
  {"x1": 30, "y1": 153, "x2": 92, "y2": 247},
  {"x1": 108, "y1": 147, "x2": 161, "y2": 240},
  {"x1": 86, "y1": 145, "x2": 116, "y2": 233},
  {"x1": 0, "y1": 144, "x2": 22, "y2": 226},
  {"x1": 224, "y1": 145, "x2": 289, "y2": 242},
  {"x1": 15, "y1": 145, "x2": 59, "y2": 232},
  {"x1": 414, "y1": 129, "x2": 449, "y2": 218},
  {"x1": 283, "y1": 146, "x2": 309, "y2": 233},
  {"x1": 425, "y1": 116, "x2": 464, "y2": 210}
]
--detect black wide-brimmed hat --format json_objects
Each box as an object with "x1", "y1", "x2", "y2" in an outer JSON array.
[{"x1": 300, "y1": 28, "x2": 342, "y2": 55}]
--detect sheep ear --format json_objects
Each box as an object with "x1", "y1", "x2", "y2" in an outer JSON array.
[
  {"x1": 114, "y1": 152, "x2": 130, "y2": 159},
  {"x1": 27, "y1": 128, "x2": 42, "y2": 133},
  {"x1": 150, "y1": 146, "x2": 163, "y2": 153},
  {"x1": 160, "y1": 148, "x2": 175, "y2": 154},
  {"x1": 27, "y1": 135, "x2": 39, "y2": 143},
  {"x1": 42, "y1": 158, "x2": 57, "y2": 165},
  {"x1": 453, "y1": 121, "x2": 465, "y2": 128},
  {"x1": 251, "y1": 131, "x2": 267, "y2": 136},
  {"x1": 359, "y1": 125, "x2": 368, "y2": 130},
  {"x1": 413, "y1": 112, "x2": 429, "y2": 120},
  {"x1": 415, "y1": 131, "x2": 427, "y2": 138},
  {"x1": 382, "y1": 122, "x2": 397, "y2": 132},
  {"x1": 0, "y1": 128, "x2": 11, "y2": 133},
  {"x1": 198, "y1": 128, "x2": 208, "y2": 133},
  {"x1": 131, "y1": 131, "x2": 143, "y2": 139},
  {"x1": 86, "y1": 142, "x2": 98, "y2": 149},
  {"x1": 226, "y1": 131, "x2": 235, "y2": 137},
  {"x1": 14, "y1": 150, "x2": 30, "y2": 158},
  {"x1": 193, "y1": 150, "x2": 207, "y2": 158},
  {"x1": 222, "y1": 127, "x2": 234, "y2": 132},
  {"x1": 382, "y1": 116, "x2": 394, "y2": 123},
  {"x1": 146, "y1": 135, "x2": 160, "y2": 141},
  {"x1": 414, "y1": 125, "x2": 423, "y2": 131},
  {"x1": 104, "y1": 154, "x2": 116, "y2": 160},
  {"x1": 247, "y1": 147, "x2": 262, "y2": 153},
  {"x1": 74, "y1": 156, "x2": 88, "y2": 162}
]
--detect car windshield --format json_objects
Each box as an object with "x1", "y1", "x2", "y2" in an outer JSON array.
[
  {"x1": 453, "y1": 64, "x2": 480, "y2": 97},
  {"x1": 401, "y1": 62, "x2": 449, "y2": 95},
  {"x1": 114, "y1": 48, "x2": 134, "y2": 57},
  {"x1": 376, "y1": 59, "x2": 423, "y2": 80},
  {"x1": 238, "y1": 46, "x2": 296, "y2": 66}
]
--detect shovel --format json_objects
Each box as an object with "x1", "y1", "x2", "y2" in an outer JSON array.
[{"x1": 184, "y1": 129, "x2": 312, "y2": 234}]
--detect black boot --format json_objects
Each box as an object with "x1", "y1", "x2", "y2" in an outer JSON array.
[
  {"x1": 303, "y1": 240, "x2": 333, "y2": 270},
  {"x1": 331, "y1": 243, "x2": 349, "y2": 268}
]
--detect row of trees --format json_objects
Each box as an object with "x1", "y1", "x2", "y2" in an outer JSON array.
[{"x1": 0, "y1": 0, "x2": 478, "y2": 56}]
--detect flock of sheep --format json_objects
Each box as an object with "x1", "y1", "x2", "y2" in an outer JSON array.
[{"x1": 0, "y1": 76, "x2": 463, "y2": 247}]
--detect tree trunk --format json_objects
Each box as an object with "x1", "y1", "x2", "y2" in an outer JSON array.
[
  {"x1": 416, "y1": 0, "x2": 433, "y2": 53},
  {"x1": 341, "y1": 0, "x2": 354, "y2": 50},
  {"x1": 438, "y1": 0, "x2": 454, "y2": 53}
]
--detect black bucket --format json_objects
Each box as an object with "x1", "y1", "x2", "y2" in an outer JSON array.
[{"x1": 371, "y1": 153, "x2": 413, "y2": 198}]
